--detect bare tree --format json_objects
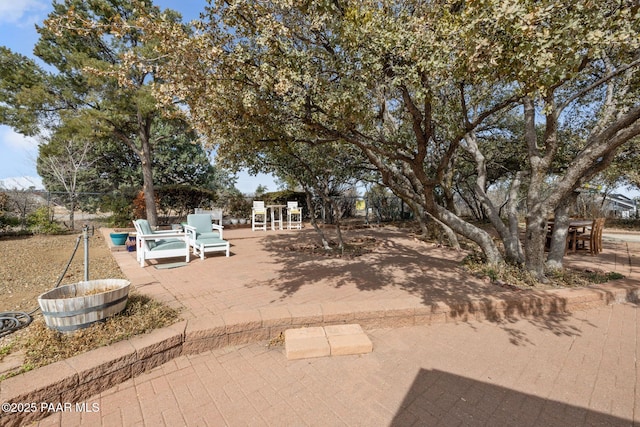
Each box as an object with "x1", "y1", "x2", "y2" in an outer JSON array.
[
  {"x1": 5, "y1": 189, "x2": 41, "y2": 230},
  {"x1": 38, "y1": 138, "x2": 97, "y2": 230}
]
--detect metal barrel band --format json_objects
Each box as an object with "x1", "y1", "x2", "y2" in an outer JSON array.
[
  {"x1": 49, "y1": 318, "x2": 108, "y2": 333},
  {"x1": 40, "y1": 295, "x2": 128, "y2": 318}
]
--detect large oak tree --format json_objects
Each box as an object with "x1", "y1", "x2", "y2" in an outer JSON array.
[{"x1": 130, "y1": 0, "x2": 639, "y2": 279}]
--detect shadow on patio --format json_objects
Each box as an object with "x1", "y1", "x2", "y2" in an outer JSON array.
[{"x1": 257, "y1": 227, "x2": 606, "y2": 344}]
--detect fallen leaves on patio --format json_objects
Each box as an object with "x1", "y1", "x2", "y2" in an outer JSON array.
[{"x1": 463, "y1": 251, "x2": 626, "y2": 290}]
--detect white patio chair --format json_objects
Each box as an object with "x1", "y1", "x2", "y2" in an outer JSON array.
[
  {"x1": 287, "y1": 201, "x2": 303, "y2": 229},
  {"x1": 252, "y1": 201, "x2": 267, "y2": 231},
  {"x1": 194, "y1": 207, "x2": 224, "y2": 226},
  {"x1": 133, "y1": 219, "x2": 190, "y2": 267},
  {"x1": 184, "y1": 214, "x2": 229, "y2": 259}
]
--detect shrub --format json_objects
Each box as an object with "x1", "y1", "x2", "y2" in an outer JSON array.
[
  {"x1": 101, "y1": 193, "x2": 135, "y2": 228},
  {"x1": 156, "y1": 184, "x2": 217, "y2": 221},
  {"x1": 27, "y1": 207, "x2": 65, "y2": 234},
  {"x1": 0, "y1": 214, "x2": 20, "y2": 232}
]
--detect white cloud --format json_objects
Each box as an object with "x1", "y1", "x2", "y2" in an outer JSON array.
[
  {"x1": 0, "y1": 0, "x2": 49, "y2": 25},
  {"x1": 1, "y1": 127, "x2": 38, "y2": 151},
  {"x1": 0, "y1": 127, "x2": 39, "y2": 178}
]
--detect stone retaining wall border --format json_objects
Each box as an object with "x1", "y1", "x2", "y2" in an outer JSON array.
[{"x1": 1, "y1": 281, "x2": 638, "y2": 426}]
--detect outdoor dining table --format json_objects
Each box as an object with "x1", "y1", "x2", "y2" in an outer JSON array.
[
  {"x1": 568, "y1": 219, "x2": 593, "y2": 232},
  {"x1": 267, "y1": 204, "x2": 286, "y2": 230}
]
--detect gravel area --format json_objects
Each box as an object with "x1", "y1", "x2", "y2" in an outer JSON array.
[{"x1": 0, "y1": 231, "x2": 125, "y2": 313}]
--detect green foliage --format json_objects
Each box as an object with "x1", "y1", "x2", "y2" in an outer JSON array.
[
  {"x1": 27, "y1": 207, "x2": 65, "y2": 234},
  {"x1": 486, "y1": 268, "x2": 499, "y2": 282},
  {"x1": 0, "y1": 47, "x2": 51, "y2": 135},
  {"x1": 156, "y1": 185, "x2": 217, "y2": 220},
  {"x1": 590, "y1": 271, "x2": 625, "y2": 282},
  {"x1": 0, "y1": 191, "x2": 21, "y2": 231},
  {"x1": 0, "y1": 0, "x2": 199, "y2": 226},
  {"x1": 0, "y1": 343, "x2": 13, "y2": 360},
  {"x1": 462, "y1": 250, "x2": 487, "y2": 266},
  {"x1": 35, "y1": 116, "x2": 231, "y2": 214},
  {"x1": 0, "y1": 214, "x2": 20, "y2": 232},
  {"x1": 254, "y1": 185, "x2": 269, "y2": 198},
  {"x1": 226, "y1": 194, "x2": 251, "y2": 218},
  {"x1": 606, "y1": 140, "x2": 640, "y2": 193},
  {"x1": 101, "y1": 192, "x2": 136, "y2": 228},
  {"x1": 465, "y1": 253, "x2": 627, "y2": 289},
  {"x1": 260, "y1": 190, "x2": 306, "y2": 206},
  {"x1": 548, "y1": 269, "x2": 625, "y2": 286},
  {"x1": 365, "y1": 185, "x2": 410, "y2": 222}
]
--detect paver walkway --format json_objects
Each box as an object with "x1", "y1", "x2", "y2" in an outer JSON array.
[
  {"x1": 38, "y1": 302, "x2": 638, "y2": 426},
  {"x1": 24, "y1": 227, "x2": 640, "y2": 425}
]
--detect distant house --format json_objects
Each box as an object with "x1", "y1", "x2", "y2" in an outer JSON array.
[{"x1": 605, "y1": 193, "x2": 637, "y2": 218}]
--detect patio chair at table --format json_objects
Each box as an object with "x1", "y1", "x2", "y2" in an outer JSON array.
[
  {"x1": 574, "y1": 218, "x2": 606, "y2": 255},
  {"x1": 287, "y1": 201, "x2": 303, "y2": 230},
  {"x1": 133, "y1": 219, "x2": 190, "y2": 267},
  {"x1": 252, "y1": 201, "x2": 267, "y2": 231},
  {"x1": 546, "y1": 219, "x2": 596, "y2": 254},
  {"x1": 185, "y1": 213, "x2": 230, "y2": 259}
]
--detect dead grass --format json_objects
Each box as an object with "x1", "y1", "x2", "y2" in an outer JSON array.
[
  {"x1": 1, "y1": 292, "x2": 180, "y2": 380},
  {"x1": 0, "y1": 232, "x2": 182, "y2": 381}
]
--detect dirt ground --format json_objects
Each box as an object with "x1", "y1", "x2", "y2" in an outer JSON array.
[{"x1": 0, "y1": 231, "x2": 125, "y2": 313}]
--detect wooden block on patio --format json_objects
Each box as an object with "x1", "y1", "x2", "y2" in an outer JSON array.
[
  {"x1": 284, "y1": 324, "x2": 372, "y2": 360},
  {"x1": 284, "y1": 327, "x2": 330, "y2": 360},
  {"x1": 324, "y1": 324, "x2": 373, "y2": 356}
]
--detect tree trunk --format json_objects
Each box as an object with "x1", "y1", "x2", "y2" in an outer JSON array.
[
  {"x1": 441, "y1": 156, "x2": 459, "y2": 216},
  {"x1": 505, "y1": 171, "x2": 526, "y2": 262},
  {"x1": 463, "y1": 132, "x2": 523, "y2": 263},
  {"x1": 327, "y1": 195, "x2": 345, "y2": 251},
  {"x1": 523, "y1": 207, "x2": 551, "y2": 281},
  {"x1": 367, "y1": 150, "x2": 501, "y2": 263},
  {"x1": 69, "y1": 197, "x2": 76, "y2": 231},
  {"x1": 425, "y1": 210, "x2": 461, "y2": 250},
  {"x1": 437, "y1": 219, "x2": 461, "y2": 250},
  {"x1": 546, "y1": 192, "x2": 578, "y2": 270},
  {"x1": 319, "y1": 186, "x2": 345, "y2": 250},
  {"x1": 522, "y1": 163, "x2": 559, "y2": 279},
  {"x1": 522, "y1": 96, "x2": 552, "y2": 280},
  {"x1": 139, "y1": 133, "x2": 158, "y2": 227},
  {"x1": 303, "y1": 188, "x2": 331, "y2": 250},
  {"x1": 430, "y1": 197, "x2": 503, "y2": 264}
]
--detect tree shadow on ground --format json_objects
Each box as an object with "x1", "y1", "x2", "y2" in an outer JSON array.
[
  {"x1": 391, "y1": 368, "x2": 631, "y2": 426},
  {"x1": 257, "y1": 228, "x2": 621, "y2": 345}
]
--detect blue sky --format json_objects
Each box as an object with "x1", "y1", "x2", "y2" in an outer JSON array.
[{"x1": 0, "y1": 0, "x2": 277, "y2": 194}]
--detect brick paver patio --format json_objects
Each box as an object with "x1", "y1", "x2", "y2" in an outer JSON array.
[
  {"x1": 37, "y1": 302, "x2": 639, "y2": 426},
  {"x1": 2, "y1": 225, "x2": 638, "y2": 426}
]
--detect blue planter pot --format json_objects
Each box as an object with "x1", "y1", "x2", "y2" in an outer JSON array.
[{"x1": 109, "y1": 232, "x2": 129, "y2": 245}]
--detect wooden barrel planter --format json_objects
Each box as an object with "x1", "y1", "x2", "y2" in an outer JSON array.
[{"x1": 38, "y1": 279, "x2": 131, "y2": 333}]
